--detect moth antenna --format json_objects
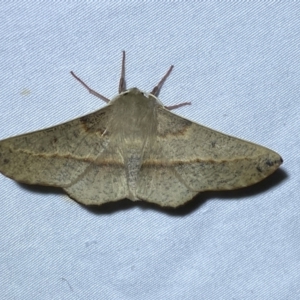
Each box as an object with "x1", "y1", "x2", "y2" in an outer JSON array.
[
  {"x1": 151, "y1": 65, "x2": 174, "y2": 96},
  {"x1": 150, "y1": 65, "x2": 191, "y2": 110},
  {"x1": 119, "y1": 50, "x2": 126, "y2": 93},
  {"x1": 70, "y1": 71, "x2": 110, "y2": 103}
]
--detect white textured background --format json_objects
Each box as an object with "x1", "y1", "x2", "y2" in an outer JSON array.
[{"x1": 0, "y1": 3, "x2": 298, "y2": 300}]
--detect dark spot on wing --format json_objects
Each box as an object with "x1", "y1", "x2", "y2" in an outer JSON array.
[
  {"x1": 256, "y1": 166, "x2": 262, "y2": 173},
  {"x1": 265, "y1": 159, "x2": 274, "y2": 167},
  {"x1": 80, "y1": 110, "x2": 108, "y2": 134}
]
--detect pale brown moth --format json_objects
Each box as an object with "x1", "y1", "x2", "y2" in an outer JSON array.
[{"x1": 0, "y1": 52, "x2": 282, "y2": 207}]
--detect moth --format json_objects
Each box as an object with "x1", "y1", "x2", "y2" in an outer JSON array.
[{"x1": 0, "y1": 52, "x2": 282, "y2": 207}]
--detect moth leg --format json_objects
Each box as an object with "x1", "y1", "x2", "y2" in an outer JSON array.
[
  {"x1": 151, "y1": 65, "x2": 174, "y2": 96},
  {"x1": 70, "y1": 71, "x2": 110, "y2": 103},
  {"x1": 164, "y1": 102, "x2": 192, "y2": 110},
  {"x1": 164, "y1": 102, "x2": 191, "y2": 110},
  {"x1": 119, "y1": 50, "x2": 126, "y2": 93}
]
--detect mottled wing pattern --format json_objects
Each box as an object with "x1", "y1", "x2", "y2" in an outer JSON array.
[
  {"x1": 136, "y1": 108, "x2": 282, "y2": 207},
  {"x1": 0, "y1": 105, "x2": 128, "y2": 205}
]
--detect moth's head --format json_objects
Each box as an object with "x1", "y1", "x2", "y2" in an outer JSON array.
[{"x1": 110, "y1": 88, "x2": 164, "y2": 107}]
